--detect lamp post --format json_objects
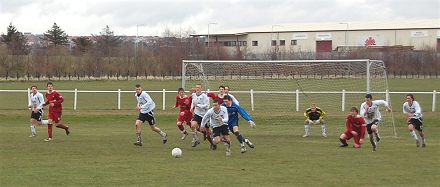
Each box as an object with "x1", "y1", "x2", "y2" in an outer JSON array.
[
  {"x1": 339, "y1": 22, "x2": 348, "y2": 46},
  {"x1": 207, "y1": 23, "x2": 217, "y2": 47},
  {"x1": 136, "y1": 24, "x2": 147, "y2": 57},
  {"x1": 271, "y1": 25, "x2": 283, "y2": 59},
  {"x1": 271, "y1": 25, "x2": 283, "y2": 47}
]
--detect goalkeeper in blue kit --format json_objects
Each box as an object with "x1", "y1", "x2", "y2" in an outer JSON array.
[{"x1": 222, "y1": 95, "x2": 256, "y2": 153}]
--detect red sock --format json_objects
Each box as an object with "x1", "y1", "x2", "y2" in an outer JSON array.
[
  {"x1": 177, "y1": 124, "x2": 185, "y2": 131},
  {"x1": 205, "y1": 131, "x2": 214, "y2": 145},
  {"x1": 48, "y1": 124, "x2": 53, "y2": 138},
  {"x1": 56, "y1": 124, "x2": 68, "y2": 129}
]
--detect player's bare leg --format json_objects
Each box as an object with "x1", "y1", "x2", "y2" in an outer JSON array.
[
  {"x1": 176, "y1": 121, "x2": 188, "y2": 140},
  {"x1": 150, "y1": 124, "x2": 167, "y2": 144},
  {"x1": 190, "y1": 121, "x2": 200, "y2": 147},
  {"x1": 134, "y1": 120, "x2": 142, "y2": 146}
]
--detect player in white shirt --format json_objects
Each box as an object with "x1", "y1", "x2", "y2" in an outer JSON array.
[
  {"x1": 190, "y1": 83, "x2": 215, "y2": 148},
  {"x1": 403, "y1": 94, "x2": 426, "y2": 147},
  {"x1": 133, "y1": 84, "x2": 167, "y2": 146},
  {"x1": 200, "y1": 99, "x2": 232, "y2": 156},
  {"x1": 28, "y1": 85, "x2": 49, "y2": 137},
  {"x1": 360, "y1": 94, "x2": 391, "y2": 151}
]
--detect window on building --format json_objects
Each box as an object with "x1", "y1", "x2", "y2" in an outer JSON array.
[
  {"x1": 252, "y1": 41, "x2": 258, "y2": 46},
  {"x1": 271, "y1": 40, "x2": 277, "y2": 46},
  {"x1": 280, "y1": 40, "x2": 285, "y2": 46},
  {"x1": 291, "y1": 40, "x2": 297, "y2": 45}
]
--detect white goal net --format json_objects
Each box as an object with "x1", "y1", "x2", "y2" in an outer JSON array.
[{"x1": 182, "y1": 60, "x2": 396, "y2": 138}]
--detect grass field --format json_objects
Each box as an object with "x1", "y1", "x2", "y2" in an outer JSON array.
[{"x1": 1, "y1": 79, "x2": 440, "y2": 186}]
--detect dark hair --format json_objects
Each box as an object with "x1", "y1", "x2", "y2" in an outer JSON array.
[
  {"x1": 31, "y1": 85, "x2": 37, "y2": 89},
  {"x1": 178, "y1": 87, "x2": 185, "y2": 92},
  {"x1": 219, "y1": 85, "x2": 225, "y2": 89},
  {"x1": 46, "y1": 82, "x2": 53, "y2": 86},
  {"x1": 213, "y1": 99, "x2": 221, "y2": 104},
  {"x1": 135, "y1": 84, "x2": 141, "y2": 88},
  {"x1": 365, "y1": 93, "x2": 373, "y2": 99},
  {"x1": 350, "y1": 107, "x2": 359, "y2": 113},
  {"x1": 406, "y1": 94, "x2": 415, "y2": 100},
  {"x1": 223, "y1": 95, "x2": 231, "y2": 100}
]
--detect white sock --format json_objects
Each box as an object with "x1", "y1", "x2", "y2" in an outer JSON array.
[
  {"x1": 321, "y1": 124, "x2": 326, "y2": 134},
  {"x1": 304, "y1": 125, "x2": 309, "y2": 134},
  {"x1": 30, "y1": 124, "x2": 36, "y2": 134},
  {"x1": 158, "y1": 131, "x2": 166, "y2": 137},
  {"x1": 410, "y1": 131, "x2": 418, "y2": 141},
  {"x1": 41, "y1": 120, "x2": 48, "y2": 125},
  {"x1": 421, "y1": 136, "x2": 426, "y2": 144},
  {"x1": 192, "y1": 129, "x2": 199, "y2": 141}
]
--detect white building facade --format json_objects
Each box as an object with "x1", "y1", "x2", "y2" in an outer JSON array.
[{"x1": 192, "y1": 19, "x2": 440, "y2": 55}]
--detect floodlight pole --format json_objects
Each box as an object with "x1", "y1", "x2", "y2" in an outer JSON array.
[
  {"x1": 136, "y1": 24, "x2": 147, "y2": 57},
  {"x1": 207, "y1": 23, "x2": 217, "y2": 47},
  {"x1": 339, "y1": 22, "x2": 348, "y2": 46}
]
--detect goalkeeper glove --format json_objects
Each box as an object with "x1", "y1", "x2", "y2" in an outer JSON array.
[{"x1": 249, "y1": 120, "x2": 256, "y2": 129}]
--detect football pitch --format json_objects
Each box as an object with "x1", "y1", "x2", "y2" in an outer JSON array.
[{"x1": 0, "y1": 79, "x2": 439, "y2": 186}]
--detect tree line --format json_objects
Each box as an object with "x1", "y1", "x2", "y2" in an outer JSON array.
[{"x1": 1, "y1": 22, "x2": 439, "y2": 77}]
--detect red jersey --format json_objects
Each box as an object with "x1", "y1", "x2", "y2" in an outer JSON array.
[
  {"x1": 346, "y1": 114, "x2": 366, "y2": 139},
  {"x1": 44, "y1": 90, "x2": 64, "y2": 113},
  {"x1": 175, "y1": 95, "x2": 191, "y2": 112},
  {"x1": 207, "y1": 92, "x2": 223, "y2": 102}
]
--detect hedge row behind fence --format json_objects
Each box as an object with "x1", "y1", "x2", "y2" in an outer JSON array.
[{"x1": 0, "y1": 70, "x2": 439, "y2": 81}]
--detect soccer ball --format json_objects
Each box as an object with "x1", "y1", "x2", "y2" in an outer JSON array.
[{"x1": 171, "y1": 147, "x2": 182, "y2": 158}]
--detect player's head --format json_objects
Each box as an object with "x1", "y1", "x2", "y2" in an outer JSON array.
[
  {"x1": 135, "y1": 84, "x2": 142, "y2": 94},
  {"x1": 31, "y1": 85, "x2": 38, "y2": 93},
  {"x1": 224, "y1": 85, "x2": 230, "y2": 94},
  {"x1": 365, "y1": 94, "x2": 373, "y2": 105},
  {"x1": 350, "y1": 106, "x2": 359, "y2": 117},
  {"x1": 178, "y1": 87, "x2": 185, "y2": 96},
  {"x1": 195, "y1": 84, "x2": 203, "y2": 93},
  {"x1": 406, "y1": 94, "x2": 414, "y2": 103},
  {"x1": 47, "y1": 82, "x2": 54, "y2": 91},
  {"x1": 218, "y1": 85, "x2": 225, "y2": 94},
  {"x1": 310, "y1": 103, "x2": 316, "y2": 112},
  {"x1": 213, "y1": 99, "x2": 221, "y2": 110},
  {"x1": 223, "y1": 95, "x2": 232, "y2": 105}
]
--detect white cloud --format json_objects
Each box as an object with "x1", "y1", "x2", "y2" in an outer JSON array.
[{"x1": 0, "y1": 0, "x2": 438, "y2": 36}]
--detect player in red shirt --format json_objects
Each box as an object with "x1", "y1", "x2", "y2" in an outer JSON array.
[
  {"x1": 43, "y1": 82, "x2": 70, "y2": 142},
  {"x1": 339, "y1": 107, "x2": 366, "y2": 149},
  {"x1": 206, "y1": 85, "x2": 226, "y2": 103},
  {"x1": 173, "y1": 88, "x2": 193, "y2": 140}
]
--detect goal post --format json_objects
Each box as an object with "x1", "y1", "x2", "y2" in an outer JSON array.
[{"x1": 182, "y1": 59, "x2": 397, "y2": 138}]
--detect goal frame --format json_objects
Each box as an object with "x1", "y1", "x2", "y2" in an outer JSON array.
[
  {"x1": 183, "y1": 59, "x2": 382, "y2": 93},
  {"x1": 182, "y1": 59, "x2": 396, "y2": 138}
]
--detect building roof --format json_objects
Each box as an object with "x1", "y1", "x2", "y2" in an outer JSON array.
[{"x1": 192, "y1": 19, "x2": 440, "y2": 37}]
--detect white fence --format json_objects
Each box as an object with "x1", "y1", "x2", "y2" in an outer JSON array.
[{"x1": 0, "y1": 89, "x2": 437, "y2": 112}]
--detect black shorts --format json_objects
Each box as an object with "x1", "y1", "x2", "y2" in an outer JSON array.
[
  {"x1": 212, "y1": 125, "x2": 229, "y2": 137},
  {"x1": 366, "y1": 119, "x2": 379, "y2": 134},
  {"x1": 30, "y1": 110, "x2": 43, "y2": 121},
  {"x1": 137, "y1": 111, "x2": 156, "y2": 125},
  {"x1": 408, "y1": 118, "x2": 423, "y2": 131},
  {"x1": 192, "y1": 115, "x2": 203, "y2": 126}
]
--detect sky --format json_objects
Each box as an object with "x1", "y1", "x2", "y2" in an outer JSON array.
[{"x1": 0, "y1": 0, "x2": 438, "y2": 37}]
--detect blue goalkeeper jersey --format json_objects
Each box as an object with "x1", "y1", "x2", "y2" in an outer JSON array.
[{"x1": 222, "y1": 102, "x2": 252, "y2": 126}]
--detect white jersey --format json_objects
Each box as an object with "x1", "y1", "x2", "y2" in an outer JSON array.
[
  {"x1": 29, "y1": 91, "x2": 45, "y2": 110},
  {"x1": 135, "y1": 92, "x2": 155, "y2": 114},
  {"x1": 403, "y1": 101, "x2": 422, "y2": 119},
  {"x1": 191, "y1": 92, "x2": 210, "y2": 117},
  {"x1": 360, "y1": 100, "x2": 388, "y2": 124},
  {"x1": 201, "y1": 106, "x2": 228, "y2": 128}
]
